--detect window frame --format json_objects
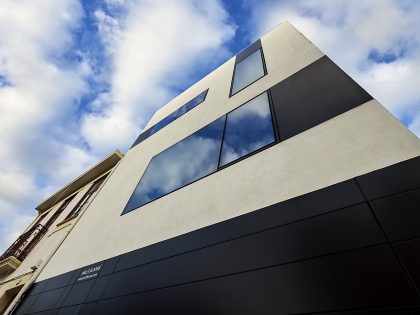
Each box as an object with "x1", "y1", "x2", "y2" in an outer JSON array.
[
  {"x1": 217, "y1": 91, "x2": 278, "y2": 170},
  {"x1": 130, "y1": 89, "x2": 209, "y2": 149},
  {"x1": 122, "y1": 90, "x2": 279, "y2": 215},
  {"x1": 229, "y1": 47, "x2": 268, "y2": 97}
]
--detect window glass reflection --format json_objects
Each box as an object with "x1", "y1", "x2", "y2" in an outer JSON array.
[
  {"x1": 123, "y1": 116, "x2": 226, "y2": 213},
  {"x1": 177, "y1": 90, "x2": 208, "y2": 118},
  {"x1": 149, "y1": 110, "x2": 179, "y2": 136},
  {"x1": 186, "y1": 90, "x2": 207, "y2": 111},
  {"x1": 219, "y1": 92, "x2": 275, "y2": 167},
  {"x1": 176, "y1": 105, "x2": 187, "y2": 117},
  {"x1": 231, "y1": 49, "x2": 265, "y2": 95}
]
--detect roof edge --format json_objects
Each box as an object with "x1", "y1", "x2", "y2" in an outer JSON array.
[{"x1": 35, "y1": 150, "x2": 124, "y2": 213}]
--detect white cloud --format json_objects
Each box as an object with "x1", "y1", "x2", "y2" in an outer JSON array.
[
  {"x1": 247, "y1": 0, "x2": 420, "y2": 137},
  {"x1": 81, "y1": 0, "x2": 236, "y2": 154},
  {"x1": 0, "y1": 0, "x2": 99, "y2": 252}
]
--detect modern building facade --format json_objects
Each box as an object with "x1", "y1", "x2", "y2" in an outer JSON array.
[
  {"x1": 0, "y1": 151, "x2": 123, "y2": 314},
  {"x1": 6, "y1": 22, "x2": 420, "y2": 314}
]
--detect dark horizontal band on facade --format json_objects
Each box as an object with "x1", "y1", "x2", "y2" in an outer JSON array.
[{"x1": 16, "y1": 156, "x2": 420, "y2": 315}]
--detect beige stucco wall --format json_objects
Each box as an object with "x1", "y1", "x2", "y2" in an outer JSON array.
[{"x1": 35, "y1": 23, "x2": 420, "y2": 281}]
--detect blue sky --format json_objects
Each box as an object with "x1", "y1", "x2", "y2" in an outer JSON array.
[{"x1": 0, "y1": 0, "x2": 419, "y2": 252}]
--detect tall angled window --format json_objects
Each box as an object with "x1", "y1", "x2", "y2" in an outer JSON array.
[
  {"x1": 219, "y1": 92, "x2": 275, "y2": 167},
  {"x1": 123, "y1": 116, "x2": 225, "y2": 213},
  {"x1": 62, "y1": 175, "x2": 107, "y2": 222},
  {"x1": 231, "y1": 49, "x2": 266, "y2": 95}
]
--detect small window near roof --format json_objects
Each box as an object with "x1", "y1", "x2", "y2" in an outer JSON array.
[
  {"x1": 176, "y1": 90, "x2": 208, "y2": 118},
  {"x1": 148, "y1": 111, "x2": 179, "y2": 136},
  {"x1": 231, "y1": 49, "x2": 265, "y2": 95}
]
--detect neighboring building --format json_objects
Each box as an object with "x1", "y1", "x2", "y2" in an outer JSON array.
[
  {"x1": 0, "y1": 151, "x2": 123, "y2": 314},
  {"x1": 7, "y1": 22, "x2": 420, "y2": 314}
]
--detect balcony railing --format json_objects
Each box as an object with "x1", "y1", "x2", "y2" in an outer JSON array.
[{"x1": 0, "y1": 224, "x2": 48, "y2": 262}]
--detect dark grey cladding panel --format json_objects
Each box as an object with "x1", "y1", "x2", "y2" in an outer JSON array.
[
  {"x1": 28, "y1": 280, "x2": 48, "y2": 296},
  {"x1": 371, "y1": 189, "x2": 420, "y2": 242},
  {"x1": 14, "y1": 293, "x2": 39, "y2": 315},
  {"x1": 98, "y1": 256, "x2": 119, "y2": 277},
  {"x1": 68, "y1": 268, "x2": 82, "y2": 285},
  {"x1": 41, "y1": 270, "x2": 75, "y2": 292},
  {"x1": 29, "y1": 286, "x2": 68, "y2": 313},
  {"x1": 54, "y1": 286, "x2": 72, "y2": 310},
  {"x1": 30, "y1": 310, "x2": 58, "y2": 315},
  {"x1": 94, "y1": 246, "x2": 416, "y2": 315},
  {"x1": 115, "y1": 179, "x2": 364, "y2": 271},
  {"x1": 357, "y1": 156, "x2": 420, "y2": 200},
  {"x1": 270, "y1": 55, "x2": 372, "y2": 140},
  {"x1": 310, "y1": 306, "x2": 420, "y2": 314},
  {"x1": 102, "y1": 204, "x2": 385, "y2": 300},
  {"x1": 129, "y1": 128, "x2": 151, "y2": 149},
  {"x1": 85, "y1": 276, "x2": 110, "y2": 303},
  {"x1": 78, "y1": 302, "x2": 98, "y2": 315},
  {"x1": 61, "y1": 280, "x2": 95, "y2": 307},
  {"x1": 57, "y1": 305, "x2": 82, "y2": 315},
  {"x1": 235, "y1": 39, "x2": 262, "y2": 64},
  {"x1": 395, "y1": 238, "x2": 420, "y2": 291}
]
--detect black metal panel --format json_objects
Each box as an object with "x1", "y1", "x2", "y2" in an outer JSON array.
[
  {"x1": 78, "y1": 302, "x2": 98, "y2": 315},
  {"x1": 85, "y1": 276, "x2": 110, "y2": 303},
  {"x1": 95, "y1": 246, "x2": 416, "y2": 315},
  {"x1": 371, "y1": 189, "x2": 420, "y2": 242},
  {"x1": 395, "y1": 238, "x2": 420, "y2": 291},
  {"x1": 99, "y1": 256, "x2": 119, "y2": 277},
  {"x1": 357, "y1": 156, "x2": 420, "y2": 200},
  {"x1": 116, "y1": 179, "x2": 364, "y2": 271},
  {"x1": 14, "y1": 293, "x2": 39, "y2": 315},
  {"x1": 31, "y1": 310, "x2": 58, "y2": 315},
  {"x1": 57, "y1": 305, "x2": 81, "y2": 315},
  {"x1": 61, "y1": 280, "x2": 94, "y2": 307},
  {"x1": 42, "y1": 271, "x2": 75, "y2": 292},
  {"x1": 236, "y1": 39, "x2": 262, "y2": 64},
  {"x1": 28, "y1": 280, "x2": 48, "y2": 296},
  {"x1": 68, "y1": 268, "x2": 82, "y2": 285},
  {"x1": 103, "y1": 204, "x2": 385, "y2": 299},
  {"x1": 270, "y1": 56, "x2": 372, "y2": 140},
  {"x1": 29, "y1": 287, "x2": 67, "y2": 313},
  {"x1": 311, "y1": 305, "x2": 420, "y2": 314},
  {"x1": 54, "y1": 286, "x2": 72, "y2": 310}
]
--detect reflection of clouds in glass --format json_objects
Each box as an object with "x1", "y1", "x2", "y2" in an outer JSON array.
[
  {"x1": 230, "y1": 93, "x2": 271, "y2": 121},
  {"x1": 141, "y1": 137, "x2": 219, "y2": 193},
  {"x1": 177, "y1": 90, "x2": 207, "y2": 118},
  {"x1": 186, "y1": 90, "x2": 207, "y2": 111},
  {"x1": 220, "y1": 92, "x2": 275, "y2": 167},
  {"x1": 149, "y1": 111, "x2": 178, "y2": 136},
  {"x1": 124, "y1": 117, "x2": 225, "y2": 212},
  {"x1": 232, "y1": 49, "x2": 265, "y2": 94}
]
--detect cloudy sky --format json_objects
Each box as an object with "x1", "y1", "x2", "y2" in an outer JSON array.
[{"x1": 0, "y1": 0, "x2": 419, "y2": 252}]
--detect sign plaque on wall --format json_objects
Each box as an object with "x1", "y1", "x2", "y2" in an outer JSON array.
[{"x1": 77, "y1": 262, "x2": 104, "y2": 282}]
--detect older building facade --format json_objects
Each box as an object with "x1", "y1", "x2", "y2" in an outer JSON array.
[
  {"x1": 0, "y1": 151, "x2": 123, "y2": 314},
  {"x1": 8, "y1": 22, "x2": 420, "y2": 314}
]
